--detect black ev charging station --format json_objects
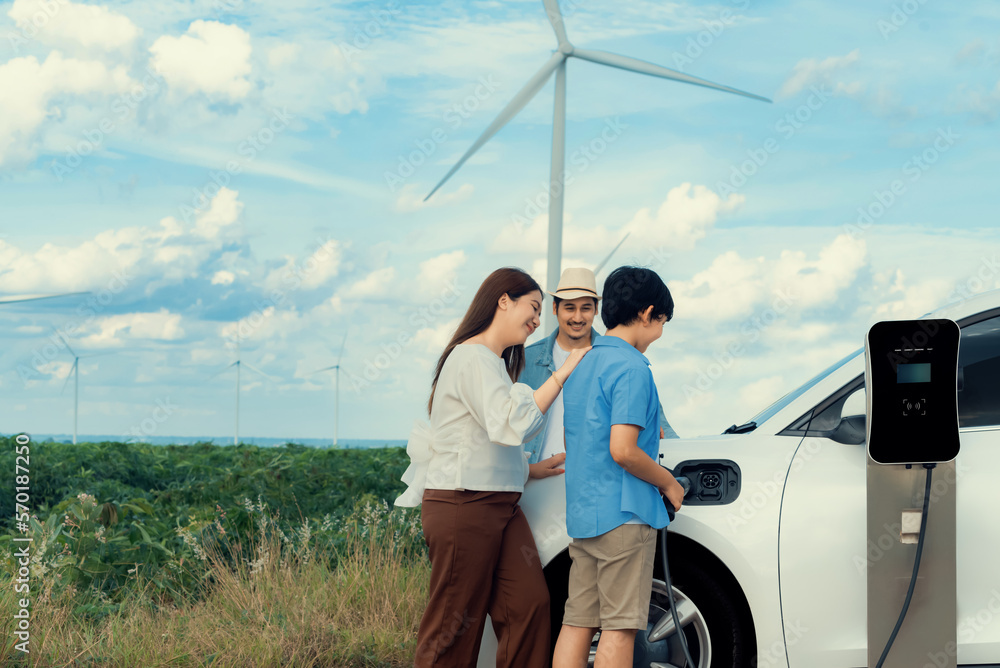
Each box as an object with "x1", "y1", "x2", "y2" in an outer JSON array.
[{"x1": 865, "y1": 319, "x2": 961, "y2": 668}]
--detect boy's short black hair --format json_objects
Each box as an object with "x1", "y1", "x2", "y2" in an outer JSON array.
[
  {"x1": 601, "y1": 266, "x2": 673, "y2": 330},
  {"x1": 553, "y1": 295, "x2": 599, "y2": 309}
]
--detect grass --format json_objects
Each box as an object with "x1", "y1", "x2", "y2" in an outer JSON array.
[{"x1": 1, "y1": 500, "x2": 430, "y2": 667}]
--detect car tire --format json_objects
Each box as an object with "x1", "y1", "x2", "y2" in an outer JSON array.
[{"x1": 668, "y1": 551, "x2": 756, "y2": 668}]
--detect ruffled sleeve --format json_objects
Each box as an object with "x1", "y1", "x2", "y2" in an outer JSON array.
[
  {"x1": 457, "y1": 350, "x2": 545, "y2": 446},
  {"x1": 393, "y1": 419, "x2": 434, "y2": 508}
]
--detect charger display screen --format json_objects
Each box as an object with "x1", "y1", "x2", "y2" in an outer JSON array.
[{"x1": 897, "y1": 363, "x2": 931, "y2": 384}]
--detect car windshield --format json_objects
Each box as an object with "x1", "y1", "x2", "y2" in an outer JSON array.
[{"x1": 745, "y1": 346, "x2": 864, "y2": 427}]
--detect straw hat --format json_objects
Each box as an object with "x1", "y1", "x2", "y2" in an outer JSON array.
[{"x1": 547, "y1": 267, "x2": 601, "y2": 301}]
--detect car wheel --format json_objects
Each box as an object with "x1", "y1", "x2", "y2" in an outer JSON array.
[
  {"x1": 587, "y1": 579, "x2": 712, "y2": 668},
  {"x1": 669, "y1": 553, "x2": 756, "y2": 668}
]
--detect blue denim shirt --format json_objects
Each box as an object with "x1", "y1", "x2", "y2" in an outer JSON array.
[
  {"x1": 519, "y1": 327, "x2": 678, "y2": 464},
  {"x1": 563, "y1": 335, "x2": 672, "y2": 537}
]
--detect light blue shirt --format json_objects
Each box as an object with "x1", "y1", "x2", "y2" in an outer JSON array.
[
  {"x1": 563, "y1": 335, "x2": 672, "y2": 539},
  {"x1": 520, "y1": 328, "x2": 678, "y2": 464}
]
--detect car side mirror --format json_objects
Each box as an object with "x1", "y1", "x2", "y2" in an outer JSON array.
[{"x1": 831, "y1": 414, "x2": 866, "y2": 445}]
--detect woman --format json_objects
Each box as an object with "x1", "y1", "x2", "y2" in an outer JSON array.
[{"x1": 395, "y1": 267, "x2": 590, "y2": 668}]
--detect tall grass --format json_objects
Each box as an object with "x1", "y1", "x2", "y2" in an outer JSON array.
[{"x1": 1, "y1": 499, "x2": 430, "y2": 667}]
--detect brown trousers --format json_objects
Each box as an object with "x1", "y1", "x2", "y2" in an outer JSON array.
[{"x1": 415, "y1": 490, "x2": 551, "y2": 668}]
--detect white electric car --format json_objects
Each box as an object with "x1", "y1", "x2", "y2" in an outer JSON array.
[{"x1": 477, "y1": 290, "x2": 1000, "y2": 668}]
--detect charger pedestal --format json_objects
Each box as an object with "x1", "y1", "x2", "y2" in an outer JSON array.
[{"x1": 866, "y1": 459, "x2": 957, "y2": 668}]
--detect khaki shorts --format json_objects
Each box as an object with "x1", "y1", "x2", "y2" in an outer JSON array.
[{"x1": 562, "y1": 523, "x2": 657, "y2": 631}]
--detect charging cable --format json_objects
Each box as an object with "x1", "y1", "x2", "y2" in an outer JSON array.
[
  {"x1": 874, "y1": 463, "x2": 935, "y2": 668},
  {"x1": 660, "y1": 474, "x2": 697, "y2": 668}
]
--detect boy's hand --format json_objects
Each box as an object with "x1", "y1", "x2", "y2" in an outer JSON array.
[
  {"x1": 660, "y1": 478, "x2": 684, "y2": 513},
  {"x1": 529, "y1": 452, "x2": 566, "y2": 479}
]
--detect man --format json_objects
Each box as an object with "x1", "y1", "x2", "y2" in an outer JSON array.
[
  {"x1": 553, "y1": 266, "x2": 686, "y2": 668},
  {"x1": 519, "y1": 267, "x2": 679, "y2": 657},
  {"x1": 521, "y1": 268, "x2": 678, "y2": 468}
]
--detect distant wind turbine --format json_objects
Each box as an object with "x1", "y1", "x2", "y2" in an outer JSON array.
[
  {"x1": 52, "y1": 328, "x2": 115, "y2": 445},
  {"x1": 210, "y1": 334, "x2": 280, "y2": 446},
  {"x1": 307, "y1": 330, "x2": 348, "y2": 447},
  {"x1": 425, "y1": 0, "x2": 770, "y2": 333},
  {"x1": 593, "y1": 232, "x2": 631, "y2": 277}
]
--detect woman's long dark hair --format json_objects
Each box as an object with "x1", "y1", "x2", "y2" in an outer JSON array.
[{"x1": 428, "y1": 267, "x2": 542, "y2": 415}]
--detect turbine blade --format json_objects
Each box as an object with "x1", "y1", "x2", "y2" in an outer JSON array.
[
  {"x1": 60, "y1": 359, "x2": 77, "y2": 396},
  {"x1": 208, "y1": 362, "x2": 237, "y2": 380},
  {"x1": 308, "y1": 365, "x2": 338, "y2": 376},
  {"x1": 425, "y1": 51, "x2": 566, "y2": 201},
  {"x1": 0, "y1": 291, "x2": 89, "y2": 305},
  {"x1": 571, "y1": 48, "x2": 771, "y2": 103},
  {"x1": 336, "y1": 331, "x2": 348, "y2": 365},
  {"x1": 78, "y1": 350, "x2": 116, "y2": 359},
  {"x1": 542, "y1": 0, "x2": 570, "y2": 48},
  {"x1": 594, "y1": 232, "x2": 630, "y2": 275},
  {"x1": 243, "y1": 362, "x2": 279, "y2": 383},
  {"x1": 51, "y1": 326, "x2": 78, "y2": 358}
]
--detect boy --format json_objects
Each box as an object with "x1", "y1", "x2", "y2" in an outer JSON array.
[{"x1": 553, "y1": 266, "x2": 686, "y2": 667}]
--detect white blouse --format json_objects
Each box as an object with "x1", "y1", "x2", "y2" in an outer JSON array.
[{"x1": 394, "y1": 343, "x2": 545, "y2": 507}]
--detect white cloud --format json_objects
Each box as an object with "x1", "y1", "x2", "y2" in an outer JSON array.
[
  {"x1": 212, "y1": 270, "x2": 235, "y2": 286},
  {"x1": 777, "y1": 49, "x2": 861, "y2": 100},
  {"x1": 259, "y1": 39, "x2": 377, "y2": 118},
  {"x1": 623, "y1": 183, "x2": 745, "y2": 252},
  {"x1": 341, "y1": 267, "x2": 397, "y2": 299},
  {"x1": 417, "y1": 250, "x2": 467, "y2": 294},
  {"x1": 8, "y1": 0, "x2": 140, "y2": 53},
  {"x1": 670, "y1": 234, "x2": 868, "y2": 323},
  {"x1": 0, "y1": 51, "x2": 131, "y2": 167},
  {"x1": 150, "y1": 21, "x2": 252, "y2": 101},
  {"x1": 194, "y1": 187, "x2": 243, "y2": 239},
  {"x1": 395, "y1": 183, "x2": 474, "y2": 212},
  {"x1": 79, "y1": 309, "x2": 186, "y2": 347},
  {"x1": 0, "y1": 188, "x2": 245, "y2": 294},
  {"x1": 264, "y1": 240, "x2": 342, "y2": 292},
  {"x1": 491, "y1": 211, "x2": 619, "y2": 257}
]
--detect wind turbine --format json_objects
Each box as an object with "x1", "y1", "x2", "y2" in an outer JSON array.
[
  {"x1": 425, "y1": 0, "x2": 771, "y2": 333},
  {"x1": 210, "y1": 334, "x2": 280, "y2": 446},
  {"x1": 307, "y1": 330, "x2": 348, "y2": 447},
  {"x1": 0, "y1": 292, "x2": 89, "y2": 305},
  {"x1": 52, "y1": 328, "x2": 115, "y2": 445}
]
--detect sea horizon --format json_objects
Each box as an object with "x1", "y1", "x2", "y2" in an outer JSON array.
[{"x1": 14, "y1": 433, "x2": 407, "y2": 449}]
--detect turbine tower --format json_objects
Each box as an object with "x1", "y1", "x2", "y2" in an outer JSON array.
[
  {"x1": 425, "y1": 0, "x2": 770, "y2": 332},
  {"x1": 307, "y1": 330, "x2": 348, "y2": 447},
  {"x1": 211, "y1": 334, "x2": 279, "y2": 446},
  {"x1": 52, "y1": 328, "x2": 114, "y2": 445}
]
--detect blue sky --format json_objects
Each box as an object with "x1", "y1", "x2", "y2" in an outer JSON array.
[{"x1": 0, "y1": 0, "x2": 998, "y2": 442}]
